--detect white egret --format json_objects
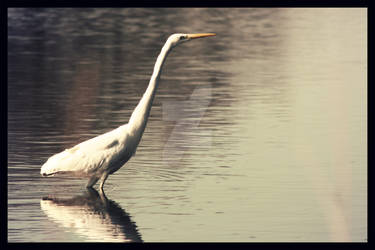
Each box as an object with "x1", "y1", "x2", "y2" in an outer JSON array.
[{"x1": 40, "y1": 33, "x2": 216, "y2": 191}]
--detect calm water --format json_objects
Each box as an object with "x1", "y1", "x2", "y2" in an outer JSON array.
[{"x1": 8, "y1": 8, "x2": 367, "y2": 242}]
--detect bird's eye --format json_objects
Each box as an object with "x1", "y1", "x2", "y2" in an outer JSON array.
[{"x1": 180, "y1": 36, "x2": 186, "y2": 40}]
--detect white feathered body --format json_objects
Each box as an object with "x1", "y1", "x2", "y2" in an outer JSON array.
[
  {"x1": 40, "y1": 33, "x2": 215, "y2": 190},
  {"x1": 40, "y1": 124, "x2": 139, "y2": 178}
]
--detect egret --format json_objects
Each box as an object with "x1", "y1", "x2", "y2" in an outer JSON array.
[{"x1": 40, "y1": 33, "x2": 216, "y2": 191}]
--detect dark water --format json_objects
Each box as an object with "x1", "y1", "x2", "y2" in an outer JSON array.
[{"x1": 8, "y1": 8, "x2": 367, "y2": 242}]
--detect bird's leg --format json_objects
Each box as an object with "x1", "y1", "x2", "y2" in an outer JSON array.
[
  {"x1": 86, "y1": 186, "x2": 98, "y2": 197},
  {"x1": 86, "y1": 175, "x2": 99, "y2": 188},
  {"x1": 99, "y1": 172, "x2": 109, "y2": 192},
  {"x1": 98, "y1": 188, "x2": 108, "y2": 204}
]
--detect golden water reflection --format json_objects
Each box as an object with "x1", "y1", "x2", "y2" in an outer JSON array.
[{"x1": 40, "y1": 188, "x2": 142, "y2": 242}]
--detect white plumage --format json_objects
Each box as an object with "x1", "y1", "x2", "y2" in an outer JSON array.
[{"x1": 41, "y1": 33, "x2": 216, "y2": 191}]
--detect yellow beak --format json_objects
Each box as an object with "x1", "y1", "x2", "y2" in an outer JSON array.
[{"x1": 187, "y1": 33, "x2": 216, "y2": 39}]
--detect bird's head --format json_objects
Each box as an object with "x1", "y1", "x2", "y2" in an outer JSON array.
[{"x1": 167, "y1": 33, "x2": 216, "y2": 48}]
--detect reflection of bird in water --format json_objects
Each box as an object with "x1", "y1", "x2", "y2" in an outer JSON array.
[
  {"x1": 40, "y1": 33, "x2": 216, "y2": 192},
  {"x1": 40, "y1": 188, "x2": 142, "y2": 242}
]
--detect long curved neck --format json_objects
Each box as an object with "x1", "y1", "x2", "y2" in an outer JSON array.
[{"x1": 128, "y1": 41, "x2": 173, "y2": 136}]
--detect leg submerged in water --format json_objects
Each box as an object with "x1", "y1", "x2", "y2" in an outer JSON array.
[{"x1": 86, "y1": 175, "x2": 99, "y2": 188}]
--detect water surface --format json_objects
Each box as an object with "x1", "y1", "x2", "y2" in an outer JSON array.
[{"x1": 8, "y1": 8, "x2": 367, "y2": 242}]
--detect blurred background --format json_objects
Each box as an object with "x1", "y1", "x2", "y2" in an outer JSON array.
[{"x1": 8, "y1": 8, "x2": 367, "y2": 242}]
